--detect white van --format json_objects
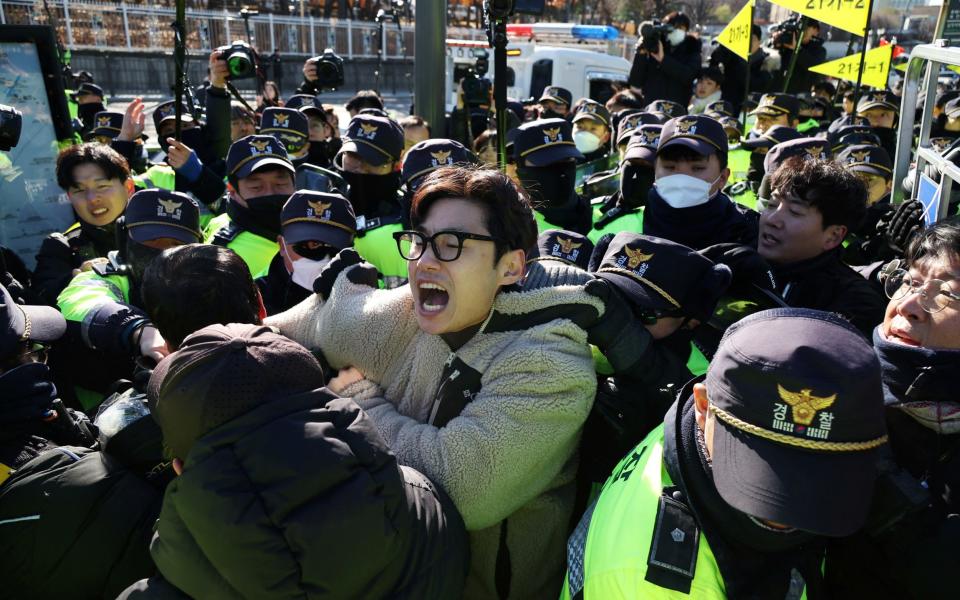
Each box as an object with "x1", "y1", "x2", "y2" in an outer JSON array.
[{"x1": 445, "y1": 27, "x2": 632, "y2": 112}]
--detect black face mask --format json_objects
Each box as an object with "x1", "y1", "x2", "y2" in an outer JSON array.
[
  {"x1": 77, "y1": 102, "x2": 105, "y2": 127},
  {"x1": 619, "y1": 162, "x2": 655, "y2": 209},
  {"x1": 339, "y1": 170, "x2": 400, "y2": 218},
  {"x1": 517, "y1": 162, "x2": 577, "y2": 209},
  {"x1": 541, "y1": 109, "x2": 565, "y2": 120},
  {"x1": 308, "y1": 138, "x2": 341, "y2": 166},
  {"x1": 243, "y1": 193, "x2": 289, "y2": 238},
  {"x1": 126, "y1": 239, "x2": 165, "y2": 282},
  {"x1": 748, "y1": 152, "x2": 766, "y2": 183}
]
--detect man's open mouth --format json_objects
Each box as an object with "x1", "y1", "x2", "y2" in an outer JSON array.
[{"x1": 417, "y1": 282, "x2": 450, "y2": 314}]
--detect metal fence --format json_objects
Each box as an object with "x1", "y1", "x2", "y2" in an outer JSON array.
[{"x1": 0, "y1": 0, "x2": 487, "y2": 57}]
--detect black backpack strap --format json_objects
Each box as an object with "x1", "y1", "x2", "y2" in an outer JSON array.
[
  {"x1": 645, "y1": 485, "x2": 701, "y2": 594},
  {"x1": 211, "y1": 221, "x2": 242, "y2": 246}
]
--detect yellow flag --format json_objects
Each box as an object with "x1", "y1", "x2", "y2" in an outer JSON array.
[
  {"x1": 809, "y1": 44, "x2": 892, "y2": 88},
  {"x1": 767, "y1": 0, "x2": 871, "y2": 37},
  {"x1": 717, "y1": 2, "x2": 753, "y2": 60}
]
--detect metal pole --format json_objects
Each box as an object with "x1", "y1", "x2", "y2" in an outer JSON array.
[
  {"x1": 269, "y1": 12, "x2": 275, "y2": 52},
  {"x1": 494, "y1": 17, "x2": 508, "y2": 168},
  {"x1": 415, "y1": 0, "x2": 446, "y2": 136},
  {"x1": 853, "y1": 0, "x2": 877, "y2": 107},
  {"x1": 347, "y1": 19, "x2": 353, "y2": 58},
  {"x1": 174, "y1": 0, "x2": 185, "y2": 142},
  {"x1": 121, "y1": 2, "x2": 131, "y2": 49},
  {"x1": 781, "y1": 16, "x2": 806, "y2": 93},
  {"x1": 310, "y1": 16, "x2": 316, "y2": 55},
  {"x1": 63, "y1": 0, "x2": 73, "y2": 47},
  {"x1": 1, "y1": 2, "x2": 6, "y2": 25}
]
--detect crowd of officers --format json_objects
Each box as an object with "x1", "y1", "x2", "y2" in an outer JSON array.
[{"x1": 0, "y1": 17, "x2": 958, "y2": 599}]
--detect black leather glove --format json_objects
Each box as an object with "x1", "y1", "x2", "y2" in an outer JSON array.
[
  {"x1": 700, "y1": 243, "x2": 777, "y2": 292},
  {"x1": 312, "y1": 248, "x2": 379, "y2": 300},
  {"x1": 583, "y1": 278, "x2": 653, "y2": 374},
  {"x1": 885, "y1": 200, "x2": 924, "y2": 256}
]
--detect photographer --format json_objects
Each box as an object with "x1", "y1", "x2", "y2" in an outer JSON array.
[
  {"x1": 296, "y1": 49, "x2": 346, "y2": 97},
  {"x1": 771, "y1": 18, "x2": 826, "y2": 94},
  {"x1": 709, "y1": 24, "x2": 775, "y2": 114},
  {"x1": 628, "y1": 11, "x2": 702, "y2": 107}
]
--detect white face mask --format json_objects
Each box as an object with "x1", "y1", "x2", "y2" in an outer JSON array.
[
  {"x1": 574, "y1": 130, "x2": 602, "y2": 154},
  {"x1": 667, "y1": 28, "x2": 686, "y2": 46},
  {"x1": 654, "y1": 173, "x2": 721, "y2": 209},
  {"x1": 290, "y1": 256, "x2": 332, "y2": 291}
]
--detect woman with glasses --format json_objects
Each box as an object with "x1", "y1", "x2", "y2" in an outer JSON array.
[
  {"x1": 269, "y1": 165, "x2": 603, "y2": 599},
  {"x1": 826, "y1": 218, "x2": 960, "y2": 599}
]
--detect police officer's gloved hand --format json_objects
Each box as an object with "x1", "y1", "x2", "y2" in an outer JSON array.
[
  {"x1": 313, "y1": 248, "x2": 379, "y2": 300},
  {"x1": 885, "y1": 199, "x2": 924, "y2": 256},
  {"x1": 701, "y1": 243, "x2": 778, "y2": 292},
  {"x1": 583, "y1": 278, "x2": 654, "y2": 374}
]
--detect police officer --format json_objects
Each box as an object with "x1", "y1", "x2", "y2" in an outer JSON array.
[
  {"x1": 255, "y1": 191, "x2": 356, "y2": 314},
  {"x1": 86, "y1": 110, "x2": 124, "y2": 145},
  {"x1": 260, "y1": 106, "x2": 345, "y2": 194},
  {"x1": 572, "y1": 100, "x2": 613, "y2": 164},
  {"x1": 645, "y1": 99, "x2": 687, "y2": 121},
  {"x1": 837, "y1": 144, "x2": 895, "y2": 265},
  {"x1": 72, "y1": 82, "x2": 106, "y2": 138},
  {"x1": 204, "y1": 134, "x2": 296, "y2": 276},
  {"x1": 563, "y1": 308, "x2": 887, "y2": 599},
  {"x1": 56, "y1": 190, "x2": 201, "y2": 406},
  {"x1": 856, "y1": 90, "x2": 901, "y2": 159},
  {"x1": 286, "y1": 94, "x2": 343, "y2": 168},
  {"x1": 748, "y1": 93, "x2": 800, "y2": 135},
  {"x1": 334, "y1": 113, "x2": 408, "y2": 287},
  {"x1": 513, "y1": 118, "x2": 592, "y2": 235},
  {"x1": 34, "y1": 143, "x2": 135, "y2": 306},
  {"x1": 589, "y1": 124, "x2": 661, "y2": 243},
  {"x1": 400, "y1": 138, "x2": 478, "y2": 221},
  {"x1": 539, "y1": 85, "x2": 573, "y2": 119}
]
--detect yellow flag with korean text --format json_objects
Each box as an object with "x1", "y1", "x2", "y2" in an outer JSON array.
[
  {"x1": 808, "y1": 45, "x2": 892, "y2": 88},
  {"x1": 717, "y1": 2, "x2": 754, "y2": 60},
  {"x1": 767, "y1": 0, "x2": 871, "y2": 37}
]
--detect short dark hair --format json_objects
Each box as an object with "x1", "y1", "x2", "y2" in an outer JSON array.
[
  {"x1": 812, "y1": 81, "x2": 836, "y2": 96},
  {"x1": 229, "y1": 164, "x2": 295, "y2": 190},
  {"x1": 400, "y1": 114, "x2": 431, "y2": 136},
  {"x1": 345, "y1": 90, "x2": 384, "y2": 113},
  {"x1": 906, "y1": 216, "x2": 960, "y2": 268},
  {"x1": 410, "y1": 165, "x2": 537, "y2": 262},
  {"x1": 769, "y1": 157, "x2": 867, "y2": 230},
  {"x1": 658, "y1": 144, "x2": 728, "y2": 170},
  {"x1": 607, "y1": 90, "x2": 644, "y2": 110},
  {"x1": 142, "y1": 244, "x2": 261, "y2": 350},
  {"x1": 56, "y1": 143, "x2": 131, "y2": 190},
  {"x1": 664, "y1": 11, "x2": 690, "y2": 30}
]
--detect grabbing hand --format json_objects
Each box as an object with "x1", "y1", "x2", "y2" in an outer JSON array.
[
  {"x1": 303, "y1": 57, "x2": 318, "y2": 82},
  {"x1": 118, "y1": 98, "x2": 145, "y2": 142},
  {"x1": 329, "y1": 366, "x2": 365, "y2": 395},
  {"x1": 583, "y1": 278, "x2": 654, "y2": 374},
  {"x1": 312, "y1": 248, "x2": 379, "y2": 300},
  {"x1": 165, "y1": 138, "x2": 196, "y2": 170},
  {"x1": 209, "y1": 51, "x2": 229, "y2": 89},
  {"x1": 137, "y1": 325, "x2": 168, "y2": 364},
  {"x1": 885, "y1": 200, "x2": 924, "y2": 255},
  {"x1": 700, "y1": 243, "x2": 777, "y2": 292},
  {"x1": 651, "y1": 40, "x2": 665, "y2": 62}
]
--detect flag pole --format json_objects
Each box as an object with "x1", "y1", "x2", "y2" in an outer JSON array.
[
  {"x1": 741, "y1": 2, "x2": 754, "y2": 130},
  {"x1": 853, "y1": 0, "x2": 877, "y2": 105}
]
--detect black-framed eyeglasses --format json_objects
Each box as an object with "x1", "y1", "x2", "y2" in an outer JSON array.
[
  {"x1": 393, "y1": 230, "x2": 497, "y2": 262},
  {"x1": 880, "y1": 263, "x2": 960, "y2": 314}
]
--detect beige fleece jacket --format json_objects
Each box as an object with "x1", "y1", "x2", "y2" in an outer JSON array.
[{"x1": 268, "y1": 263, "x2": 601, "y2": 599}]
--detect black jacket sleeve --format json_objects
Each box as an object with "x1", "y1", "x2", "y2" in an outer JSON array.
[
  {"x1": 202, "y1": 86, "x2": 232, "y2": 163},
  {"x1": 660, "y1": 37, "x2": 701, "y2": 86},
  {"x1": 628, "y1": 51, "x2": 652, "y2": 89},
  {"x1": 177, "y1": 163, "x2": 227, "y2": 213},
  {"x1": 32, "y1": 234, "x2": 77, "y2": 306}
]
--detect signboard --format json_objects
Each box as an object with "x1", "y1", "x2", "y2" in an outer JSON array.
[
  {"x1": 0, "y1": 26, "x2": 74, "y2": 268},
  {"x1": 938, "y1": 0, "x2": 960, "y2": 46},
  {"x1": 918, "y1": 172, "x2": 942, "y2": 228}
]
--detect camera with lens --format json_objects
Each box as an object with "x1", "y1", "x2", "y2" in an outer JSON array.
[
  {"x1": 461, "y1": 49, "x2": 492, "y2": 108},
  {"x1": 769, "y1": 16, "x2": 804, "y2": 49},
  {"x1": 308, "y1": 48, "x2": 345, "y2": 91},
  {"x1": 216, "y1": 40, "x2": 260, "y2": 81},
  {"x1": 0, "y1": 104, "x2": 23, "y2": 151},
  {"x1": 638, "y1": 20, "x2": 671, "y2": 53}
]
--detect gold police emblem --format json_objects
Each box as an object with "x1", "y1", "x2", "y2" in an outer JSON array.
[
  {"x1": 556, "y1": 236, "x2": 582, "y2": 254},
  {"x1": 777, "y1": 384, "x2": 837, "y2": 426},
  {"x1": 850, "y1": 149, "x2": 871, "y2": 162},
  {"x1": 430, "y1": 150, "x2": 452, "y2": 164},
  {"x1": 273, "y1": 113, "x2": 289, "y2": 126},
  {"x1": 676, "y1": 118, "x2": 697, "y2": 134},
  {"x1": 360, "y1": 123, "x2": 379, "y2": 135},
  {"x1": 642, "y1": 130, "x2": 660, "y2": 145},
  {"x1": 158, "y1": 198, "x2": 182, "y2": 215},
  {"x1": 804, "y1": 145, "x2": 825, "y2": 159},
  {"x1": 250, "y1": 139, "x2": 271, "y2": 152},
  {"x1": 308, "y1": 199, "x2": 332, "y2": 214},
  {"x1": 97, "y1": 116, "x2": 111, "y2": 127},
  {"x1": 544, "y1": 127, "x2": 562, "y2": 142},
  {"x1": 624, "y1": 246, "x2": 654, "y2": 269}
]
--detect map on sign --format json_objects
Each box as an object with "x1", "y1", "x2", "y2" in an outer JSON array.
[
  {"x1": 767, "y1": 0, "x2": 871, "y2": 37},
  {"x1": 0, "y1": 42, "x2": 73, "y2": 268}
]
